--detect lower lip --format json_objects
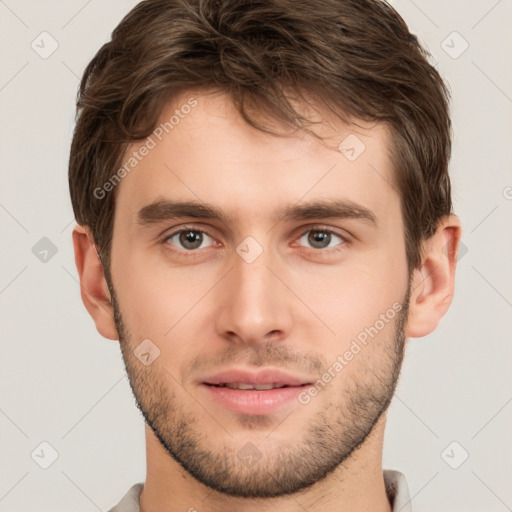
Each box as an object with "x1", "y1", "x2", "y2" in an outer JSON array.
[{"x1": 201, "y1": 384, "x2": 310, "y2": 415}]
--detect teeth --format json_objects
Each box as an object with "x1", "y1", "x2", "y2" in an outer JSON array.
[
  {"x1": 221, "y1": 383, "x2": 285, "y2": 390},
  {"x1": 227, "y1": 383, "x2": 254, "y2": 390}
]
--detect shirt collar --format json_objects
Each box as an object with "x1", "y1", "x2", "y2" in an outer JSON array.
[{"x1": 384, "y1": 469, "x2": 413, "y2": 512}]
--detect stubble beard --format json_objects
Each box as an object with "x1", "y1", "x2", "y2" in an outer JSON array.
[{"x1": 109, "y1": 280, "x2": 409, "y2": 498}]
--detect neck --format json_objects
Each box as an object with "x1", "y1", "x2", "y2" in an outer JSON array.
[{"x1": 139, "y1": 413, "x2": 392, "y2": 512}]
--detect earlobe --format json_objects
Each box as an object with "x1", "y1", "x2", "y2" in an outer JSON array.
[
  {"x1": 405, "y1": 215, "x2": 462, "y2": 339},
  {"x1": 72, "y1": 225, "x2": 119, "y2": 340}
]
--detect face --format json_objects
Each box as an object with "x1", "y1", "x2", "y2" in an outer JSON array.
[{"x1": 107, "y1": 89, "x2": 411, "y2": 497}]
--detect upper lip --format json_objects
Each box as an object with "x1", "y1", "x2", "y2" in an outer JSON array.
[{"x1": 201, "y1": 368, "x2": 313, "y2": 387}]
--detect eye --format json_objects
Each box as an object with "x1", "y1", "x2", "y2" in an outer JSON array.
[
  {"x1": 164, "y1": 228, "x2": 215, "y2": 251},
  {"x1": 297, "y1": 227, "x2": 346, "y2": 250}
]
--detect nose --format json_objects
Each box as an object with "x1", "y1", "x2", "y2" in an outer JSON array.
[{"x1": 214, "y1": 245, "x2": 294, "y2": 345}]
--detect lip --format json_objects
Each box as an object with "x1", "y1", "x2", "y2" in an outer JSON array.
[
  {"x1": 199, "y1": 368, "x2": 314, "y2": 415},
  {"x1": 201, "y1": 368, "x2": 311, "y2": 387}
]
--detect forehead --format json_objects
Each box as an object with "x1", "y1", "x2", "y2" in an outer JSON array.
[{"x1": 114, "y1": 88, "x2": 398, "y2": 226}]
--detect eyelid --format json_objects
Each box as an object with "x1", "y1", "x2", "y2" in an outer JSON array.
[
  {"x1": 164, "y1": 226, "x2": 211, "y2": 237},
  {"x1": 296, "y1": 224, "x2": 349, "y2": 241},
  {"x1": 161, "y1": 223, "x2": 350, "y2": 253},
  {"x1": 294, "y1": 224, "x2": 350, "y2": 252}
]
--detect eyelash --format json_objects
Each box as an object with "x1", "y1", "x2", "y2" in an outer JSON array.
[{"x1": 162, "y1": 225, "x2": 349, "y2": 255}]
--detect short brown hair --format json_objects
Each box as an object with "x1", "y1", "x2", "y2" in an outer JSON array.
[{"x1": 69, "y1": 0, "x2": 453, "y2": 273}]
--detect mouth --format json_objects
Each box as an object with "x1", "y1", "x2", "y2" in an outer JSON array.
[
  {"x1": 200, "y1": 368, "x2": 314, "y2": 415},
  {"x1": 205, "y1": 383, "x2": 293, "y2": 390}
]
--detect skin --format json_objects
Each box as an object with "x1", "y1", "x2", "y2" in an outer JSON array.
[{"x1": 73, "y1": 88, "x2": 461, "y2": 512}]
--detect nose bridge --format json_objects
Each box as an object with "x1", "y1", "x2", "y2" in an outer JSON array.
[{"x1": 215, "y1": 242, "x2": 292, "y2": 344}]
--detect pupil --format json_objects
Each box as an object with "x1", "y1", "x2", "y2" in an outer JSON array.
[
  {"x1": 181, "y1": 230, "x2": 202, "y2": 249},
  {"x1": 309, "y1": 231, "x2": 330, "y2": 249}
]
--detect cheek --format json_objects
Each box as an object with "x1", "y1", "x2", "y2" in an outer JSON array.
[
  {"x1": 287, "y1": 253, "x2": 405, "y2": 343},
  {"x1": 116, "y1": 270, "x2": 206, "y2": 337},
  {"x1": 111, "y1": 251, "x2": 219, "y2": 372}
]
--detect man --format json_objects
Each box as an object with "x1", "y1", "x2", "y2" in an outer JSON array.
[{"x1": 69, "y1": 0, "x2": 461, "y2": 510}]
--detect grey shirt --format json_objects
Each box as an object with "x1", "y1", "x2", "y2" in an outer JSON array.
[{"x1": 107, "y1": 469, "x2": 412, "y2": 511}]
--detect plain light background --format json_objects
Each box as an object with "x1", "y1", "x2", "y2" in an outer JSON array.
[{"x1": 1, "y1": 1, "x2": 511, "y2": 511}]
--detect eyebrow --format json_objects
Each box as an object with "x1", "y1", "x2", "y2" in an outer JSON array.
[{"x1": 136, "y1": 198, "x2": 377, "y2": 227}]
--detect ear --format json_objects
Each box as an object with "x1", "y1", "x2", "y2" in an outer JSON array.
[
  {"x1": 406, "y1": 215, "x2": 462, "y2": 338},
  {"x1": 72, "y1": 225, "x2": 119, "y2": 340}
]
